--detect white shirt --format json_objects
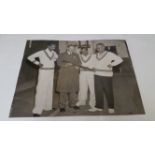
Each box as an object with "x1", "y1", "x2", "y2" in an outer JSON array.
[
  {"x1": 94, "y1": 51, "x2": 123, "y2": 77},
  {"x1": 27, "y1": 48, "x2": 58, "y2": 68},
  {"x1": 80, "y1": 54, "x2": 96, "y2": 73}
]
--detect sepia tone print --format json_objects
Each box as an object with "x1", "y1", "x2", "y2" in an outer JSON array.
[{"x1": 9, "y1": 40, "x2": 145, "y2": 117}]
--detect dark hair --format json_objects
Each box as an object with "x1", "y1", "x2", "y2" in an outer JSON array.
[
  {"x1": 47, "y1": 42, "x2": 56, "y2": 46},
  {"x1": 95, "y1": 43, "x2": 105, "y2": 53},
  {"x1": 80, "y1": 47, "x2": 88, "y2": 54},
  {"x1": 81, "y1": 47, "x2": 88, "y2": 50}
]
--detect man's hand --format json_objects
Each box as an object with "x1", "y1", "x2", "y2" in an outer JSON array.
[{"x1": 81, "y1": 67, "x2": 95, "y2": 71}]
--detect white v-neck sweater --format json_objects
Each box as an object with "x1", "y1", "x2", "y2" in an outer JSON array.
[{"x1": 94, "y1": 51, "x2": 123, "y2": 77}]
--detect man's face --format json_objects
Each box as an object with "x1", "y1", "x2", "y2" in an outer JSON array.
[
  {"x1": 96, "y1": 44, "x2": 105, "y2": 53},
  {"x1": 68, "y1": 46, "x2": 75, "y2": 53},
  {"x1": 81, "y1": 48, "x2": 88, "y2": 56},
  {"x1": 48, "y1": 44, "x2": 56, "y2": 51}
]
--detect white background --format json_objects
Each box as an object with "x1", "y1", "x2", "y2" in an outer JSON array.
[{"x1": 0, "y1": 1, "x2": 155, "y2": 155}]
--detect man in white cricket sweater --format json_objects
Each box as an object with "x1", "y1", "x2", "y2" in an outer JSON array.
[
  {"x1": 76, "y1": 46, "x2": 102, "y2": 112},
  {"x1": 94, "y1": 43, "x2": 123, "y2": 114},
  {"x1": 27, "y1": 43, "x2": 58, "y2": 116}
]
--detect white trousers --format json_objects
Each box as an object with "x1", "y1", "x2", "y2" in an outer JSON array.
[
  {"x1": 33, "y1": 69, "x2": 54, "y2": 114},
  {"x1": 77, "y1": 71, "x2": 95, "y2": 108}
]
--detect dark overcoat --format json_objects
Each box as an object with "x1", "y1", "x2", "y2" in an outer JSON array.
[{"x1": 56, "y1": 52, "x2": 81, "y2": 93}]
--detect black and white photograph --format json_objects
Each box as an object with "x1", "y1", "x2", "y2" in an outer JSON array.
[
  {"x1": 9, "y1": 39, "x2": 145, "y2": 117},
  {"x1": 1, "y1": 1, "x2": 155, "y2": 155}
]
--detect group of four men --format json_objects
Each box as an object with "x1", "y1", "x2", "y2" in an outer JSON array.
[{"x1": 28, "y1": 42, "x2": 123, "y2": 116}]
